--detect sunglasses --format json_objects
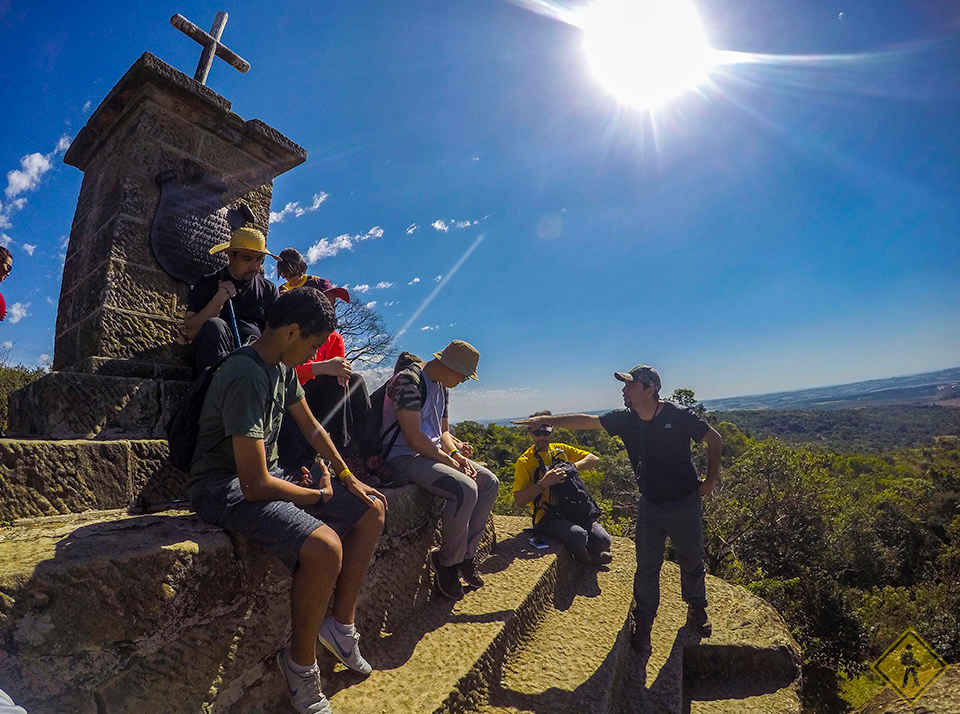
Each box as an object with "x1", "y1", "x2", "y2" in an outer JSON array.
[{"x1": 532, "y1": 428, "x2": 553, "y2": 436}]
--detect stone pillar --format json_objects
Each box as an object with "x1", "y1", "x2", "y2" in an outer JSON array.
[
  {"x1": 55, "y1": 51, "x2": 305, "y2": 379},
  {"x1": 7, "y1": 52, "x2": 305, "y2": 440}
]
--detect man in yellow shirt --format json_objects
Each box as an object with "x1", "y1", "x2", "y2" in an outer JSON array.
[{"x1": 513, "y1": 423, "x2": 612, "y2": 565}]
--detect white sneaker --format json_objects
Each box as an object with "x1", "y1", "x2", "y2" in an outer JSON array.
[
  {"x1": 317, "y1": 617, "x2": 372, "y2": 676},
  {"x1": 276, "y1": 647, "x2": 333, "y2": 714}
]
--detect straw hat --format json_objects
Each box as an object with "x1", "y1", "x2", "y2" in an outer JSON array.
[{"x1": 209, "y1": 226, "x2": 279, "y2": 259}]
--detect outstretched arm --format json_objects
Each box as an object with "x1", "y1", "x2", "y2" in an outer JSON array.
[{"x1": 511, "y1": 413, "x2": 603, "y2": 431}]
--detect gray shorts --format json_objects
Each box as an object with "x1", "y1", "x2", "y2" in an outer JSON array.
[{"x1": 190, "y1": 468, "x2": 371, "y2": 572}]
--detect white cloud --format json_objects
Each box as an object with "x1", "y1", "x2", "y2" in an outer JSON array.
[
  {"x1": 406, "y1": 223, "x2": 419, "y2": 234},
  {"x1": 269, "y1": 191, "x2": 329, "y2": 223},
  {"x1": 1, "y1": 136, "x2": 71, "y2": 240},
  {"x1": 305, "y1": 226, "x2": 383, "y2": 263},
  {"x1": 407, "y1": 277, "x2": 420, "y2": 285},
  {"x1": 353, "y1": 284, "x2": 371, "y2": 293},
  {"x1": 7, "y1": 302, "x2": 29, "y2": 324},
  {"x1": 5, "y1": 153, "x2": 52, "y2": 199},
  {"x1": 434, "y1": 275, "x2": 442, "y2": 282},
  {"x1": 1, "y1": 341, "x2": 12, "y2": 350},
  {"x1": 384, "y1": 301, "x2": 397, "y2": 306},
  {"x1": 0, "y1": 233, "x2": 10, "y2": 248},
  {"x1": 431, "y1": 220, "x2": 450, "y2": 232},
  {"x1": 82, "y1": 100, "x2": 92, "y2": 113},
  {"x1": 365, "y1": 301, "x2": 377, "y2": 308},
  {"x1": 376, "y1": 281, "x2": 394, "y2": 289},
  {"x1": 46, "y1": 296, "x2": 56, "y2": 306},
  {"x1": 37, "y1": 354, "x2": 52, "y2": 372},
  {"x1": 421, "y1": 325, "x2": 436, "y2": 331},
  {"x1": 21, "y1": 243, "x2": 35, "y2": 256}
]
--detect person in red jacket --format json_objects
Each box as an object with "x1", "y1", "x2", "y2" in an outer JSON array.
[
  {"x1": 0, "y1": 246, "x2": 12, "y2": 321},
  {"x1": 276, "y1": 250, "x2": 376, "y2": 473}
]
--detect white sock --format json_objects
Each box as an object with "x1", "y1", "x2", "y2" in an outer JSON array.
[
  {"x1": 333, "y1": 619, "x2": 356, "y2": 637},
  {"x1": 286, "y1": 650, "x2": 315, "y2": 676}
]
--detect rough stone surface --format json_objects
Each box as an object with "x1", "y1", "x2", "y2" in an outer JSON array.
[
  {"x1": 0, "y1": 485, "x2": 443, "y2": 714},
  {"x1": 7, "y1": 372, "x2": 189, "y2": 440},
  {"x1": 854, "y1": 665, "x2": 959, "y2": 714},
  {"x1": 0, "y1": 439, "x2": 186, "y2": 520},
  {"x1": 53, "y1": 52, "x2": 305, "y2": 376}
]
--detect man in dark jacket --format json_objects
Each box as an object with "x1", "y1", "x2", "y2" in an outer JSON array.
[{"x1": 184, "y1": 226, "x2": 279, "y2": 374}]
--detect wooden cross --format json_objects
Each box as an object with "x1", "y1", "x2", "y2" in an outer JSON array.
[{"x1": 170, "y1": 11, "x2": 251, "y2": 85}]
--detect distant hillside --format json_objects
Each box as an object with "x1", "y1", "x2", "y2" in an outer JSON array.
[
  {"x1": 717, "y1": 404, "x2": 960, "y2": 451},
  {"x1": 703, "y1": 367, "x2": 960, "y2": 411}
]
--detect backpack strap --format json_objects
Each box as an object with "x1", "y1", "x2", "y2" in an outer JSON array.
[
  {"x1": 380, "y1": 363, "x2": 429, "y2": 461},
  {"x1": 188, "y1": 349, "x2": 275, "y2": 468},
  {"x1": 531, "y1": 449, "x2": 552, "y2": 525}
]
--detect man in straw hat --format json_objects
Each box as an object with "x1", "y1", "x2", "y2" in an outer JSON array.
[
  {"x1": 513, "y1": 364, "x2": 722, "y2": 655},
  {"x1": 382, "y1": 340, "x2": 499, "y2": 600},
  {"x1": 184, "y1": 225, "x2": 280, "y2": 374}
]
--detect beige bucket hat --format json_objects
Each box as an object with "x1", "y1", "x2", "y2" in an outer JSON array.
[{"x1": 433, "y1": 339, "x2": 480, "y2": 381}]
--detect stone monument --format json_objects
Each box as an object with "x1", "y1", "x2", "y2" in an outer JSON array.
[{"x1": 0, "y1": 15, "x2": 449, "y2": 712}]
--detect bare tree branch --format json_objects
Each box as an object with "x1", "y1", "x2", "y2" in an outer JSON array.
[{"x1": 335, "y1": 300, "x2": 397, "y2": 367}]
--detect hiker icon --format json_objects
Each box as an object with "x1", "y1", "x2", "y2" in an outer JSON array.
[{"x1": 900, "y1": 643, "x2": 921, "y2": 688}]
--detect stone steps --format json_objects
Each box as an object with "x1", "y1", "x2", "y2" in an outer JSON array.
[
  {"x1": 0, "y1": 437, "x2": 185, "y2": 521},
  {"x1": 227, "y1": 515, "x2": 562, "y2": 714},
  {"x1": 0, "y1": 485, "x2": 443, "y2": 714}
]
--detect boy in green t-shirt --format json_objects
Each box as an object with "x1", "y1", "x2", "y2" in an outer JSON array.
[{"x1": 188, "y1": 287, "x2": 386, "y2": 714}]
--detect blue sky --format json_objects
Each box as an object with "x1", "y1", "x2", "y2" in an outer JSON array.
[{"x1": 1, "y1": 0, "x2": 958, "y2": 421}]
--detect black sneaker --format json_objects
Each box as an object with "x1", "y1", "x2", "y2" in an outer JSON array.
[
  {"x1": 630, "y1": 618, "x2": 654, "y2": 654},
  {"x1": 431, "y1": 551, "x2": 464, "y2": 600},
  {"x1": 590, "y1": 550, "x2": 613, "y2": 565},
  {"x1": 458, "y1": 557, "x2": 484, "y2": 588},
  {"x1": 686, "y1": 605, "x2": 712, "y2": 637}
]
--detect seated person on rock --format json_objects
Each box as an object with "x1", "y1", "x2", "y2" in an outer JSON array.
[
  {"x1": 277, "y1": 247, "x2": 337, "y2": 294},
  {"x1": 184, "y1": 225, "x2": 280, "y2": 375},
  {"x1": 382, "y1": 340, "x2": 499, "y2": 600},
  {"x1": 513, "y1": 421, "x2": 612, "y2": 566},
  {"x1": 187, "y1": 287, "x2": 387, "y2": 714},
  {"x1": 274, "y1": 263, "x2": 377, "y2": 474}
]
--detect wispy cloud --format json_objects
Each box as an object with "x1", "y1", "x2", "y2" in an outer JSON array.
[
  {"x1": 1, "y1": 136, "x2": 72, "y2": 244},
  {"x1": 431, "y1": 220, "x2": 450, "y2": 232},
  {"x1": 37, "y1": 353, "x2": 52, "y2": 372},
  {"x1": 376, "y1": 281, "x2": 394, "y2": 289},
  {"x1": 421, "y1": 325, "x2": 440, "y2": 331},
  {"x1": 408, "y1": 277, "x2": 420, "y2": 285},
  {"x1": 366, "y1": 301, "x2": 377, "y2": 308},
  {"x1": 384, "y1": 301, "x2": 397, "y2": 306},
  {"x1": 1, "y1": 341, "x2": 12, "y2": 350},
  {"x1": 7, "y1": 302, "x2": 29, "y2": 324},
  {"x1": 434, "y1": 275, "x2": 442, "y2": 282},
  {"x1": 305, "y1": 226, "x2": 384, "y2": 263},
  {"x1": 21, "y1": 243, "x2": 35, "y2": 256},
  {"x1": 406, "y1": 223, "x2": 419, "y2": 234},
  {"x1": 82, "y1": 100, "x2": 92, "y2": 113},
  {"x1": 269, "y1": 191, "x2": 329, "y2": 223},
  {"x1": 431, "y1": 218, "x2": 482, "y2": 233},
  {"x1": 352, "y1": 284, "x2": 371, "y2": 293},
  {"x1": 46, "y1": 296, "x2": 56, "y2": 306}
]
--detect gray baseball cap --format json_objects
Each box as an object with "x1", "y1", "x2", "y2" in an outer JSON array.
[{"x1": 614, "y1": 365, "x2": 661, "y2": 391}]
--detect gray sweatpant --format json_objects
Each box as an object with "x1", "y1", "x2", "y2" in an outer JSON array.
[{"x1": 388, "y1": 455, "x2": 500, "y2": 567}]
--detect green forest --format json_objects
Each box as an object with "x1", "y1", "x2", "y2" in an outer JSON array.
[{"x1": 455, "y1": 394, "x2": 960, "y2": 712}]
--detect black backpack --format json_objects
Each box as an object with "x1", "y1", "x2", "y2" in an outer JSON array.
[
  {"x1": 166, "y1": 349, "x2": 269, "y2": 470},
  {"x1": 364, "y1": 351, "x2": 428, "y2": 462},
  {"x1": 533, "y1": 449, "x2": 602, "y2": 527}
]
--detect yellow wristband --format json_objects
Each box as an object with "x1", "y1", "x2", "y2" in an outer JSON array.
[
  {"x1": 338, "y1": 467, "x2": 353, "y2": 481},
  {"x1": 450, "y1": 448, "x2": 459, "y2": 456}
]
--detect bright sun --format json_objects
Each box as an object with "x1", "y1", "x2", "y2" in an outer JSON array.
[{"x1": 582, "y1": 0, "x2": 715, "y2": 110}]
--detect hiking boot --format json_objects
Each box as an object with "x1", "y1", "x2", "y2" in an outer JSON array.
[
  {"x1": 431, "y1": 550, "x2": 464, "y2": 600},
  {"x1": 317, "y1": 616, "x2": 372, "y2": 676},
  {"x1": 630, "y1": 618, "x2": 654, "y2": 655},
  {"x1": 686, "y1": 605, "x2": 712, "y2": 637},
  {"x1": 591, "y1": 550, "x2": 613, "y2": 565},
  {"x1": 276, "y1": 647, "x2": 332, "y2": 714},
  {"x1": 458, "y1": 557, "x2": 484, "y2": 588}
]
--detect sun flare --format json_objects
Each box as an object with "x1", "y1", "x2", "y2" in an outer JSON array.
[{"x1": 582, "y1": 0, "x2": 716, "y2": 110}]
